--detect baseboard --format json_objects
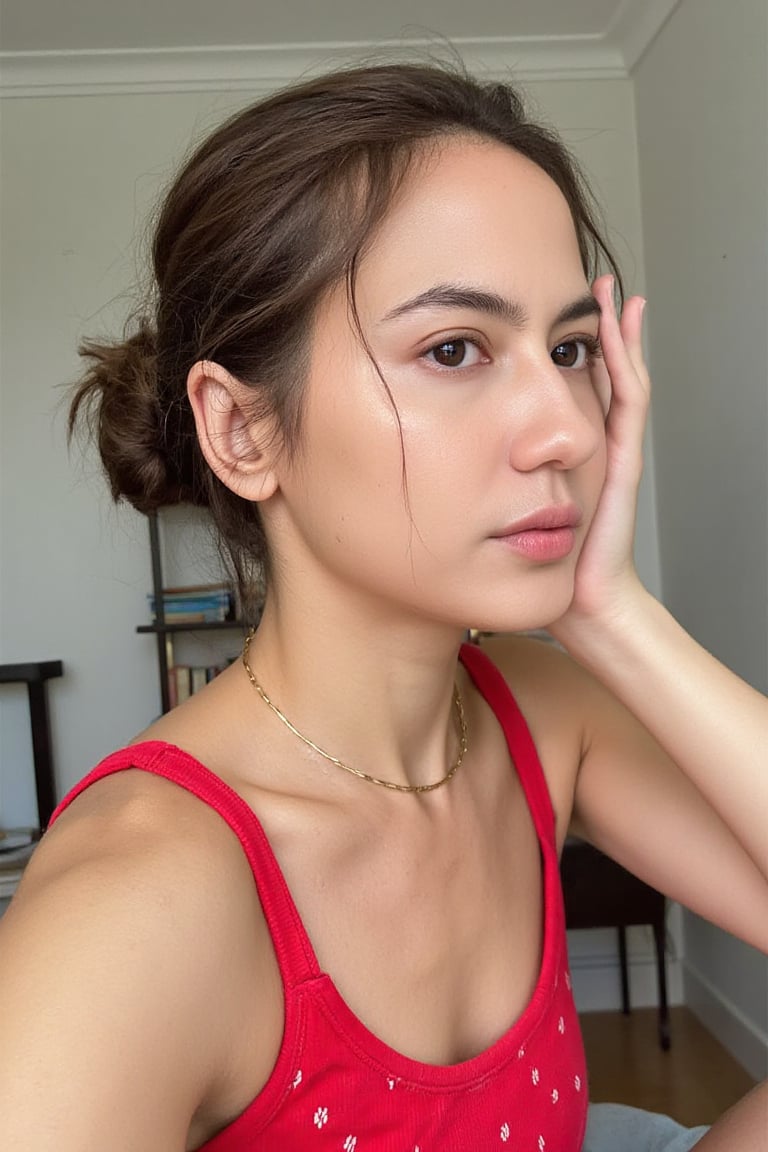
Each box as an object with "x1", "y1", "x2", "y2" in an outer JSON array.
[{"x1": 684, "y1": 962, "x2": 768, "y2": 1081}]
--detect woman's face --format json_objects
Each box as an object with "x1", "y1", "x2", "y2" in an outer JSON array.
[{"x1": 267, "y1": 135, "x2": 607, "y2": 632}]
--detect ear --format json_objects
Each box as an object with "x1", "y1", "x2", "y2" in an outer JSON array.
[{"x1": 187, "y1": 360, "x2": 280, "y2": 502}]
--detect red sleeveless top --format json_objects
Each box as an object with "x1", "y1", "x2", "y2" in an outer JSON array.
[{"x1": 50, "y1": 643, "x2": 588, "y2": 1151}]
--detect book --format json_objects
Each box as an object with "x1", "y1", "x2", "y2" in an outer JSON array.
[
  {"x1": 148, "y1": 584, "x2": 235, "y2": 624},
  {"x1": 157, "y1": 610, "x2": 225, "y2": 624}
]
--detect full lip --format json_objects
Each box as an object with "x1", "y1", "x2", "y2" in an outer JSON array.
[{"x1": 491, "y1": 504, "x2": 583, "y2": 537}]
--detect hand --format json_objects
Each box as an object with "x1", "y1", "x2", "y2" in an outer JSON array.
[{"x1": 550, "y1": 275, "x2": 650, "y2": 645}]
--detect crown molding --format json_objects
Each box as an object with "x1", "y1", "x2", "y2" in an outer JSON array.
[
  {"x1": 0, "y1": 36, "x2": 628, "y2": 98},
  {"x1": 605, "y1": 0, "x2": 682, "y2": 72},
  {"x1": 0, "y1": 7, "x2": 681, "y2": 100}
]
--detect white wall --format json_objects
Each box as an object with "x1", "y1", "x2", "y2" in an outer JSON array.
[
  {"x1": 0, "y1": 64, "x2": 666, "y2": 1001},
  {"x1": 633, "y1": 0, "x2": 768, "y2": 1078}
]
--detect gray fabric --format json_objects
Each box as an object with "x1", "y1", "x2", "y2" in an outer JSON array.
[{"x1": 583, "y1": 1103, "x2": 710, "y2": 1151}]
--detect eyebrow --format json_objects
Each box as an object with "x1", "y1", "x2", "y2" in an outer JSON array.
[{"x1": 381, "y1": 284, "x2": 601, "y2": 328}]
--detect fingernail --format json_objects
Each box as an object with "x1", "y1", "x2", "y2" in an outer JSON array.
[{"x1": 640, "y1": 298, "x2": 647, "y2": 316}]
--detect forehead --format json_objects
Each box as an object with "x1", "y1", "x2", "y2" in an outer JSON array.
[{"x1": 356, "y1": 135, "x2": 587, "y2": 307}]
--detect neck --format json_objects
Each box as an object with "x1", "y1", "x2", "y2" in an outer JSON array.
[{"x1": 244, "y1": 592, "x2": 469, "y2": 793}]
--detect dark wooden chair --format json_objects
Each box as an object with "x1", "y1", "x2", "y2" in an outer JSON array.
[{"x1": 561, "y1": 836, "x2": 670, "y2": 1050}]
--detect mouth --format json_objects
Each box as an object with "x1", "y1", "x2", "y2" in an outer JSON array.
[{"x1": 491, "y1": 504, "x2": 582, "y2": 562}]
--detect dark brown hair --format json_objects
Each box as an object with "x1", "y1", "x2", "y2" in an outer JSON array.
[{"x1": 69, "y1": 60, "x2": 622, "y2": 616}]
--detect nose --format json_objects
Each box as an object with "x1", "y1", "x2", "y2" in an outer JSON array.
[{"x1": 504, "y1": 352, "x2": 603, "y2": 473}]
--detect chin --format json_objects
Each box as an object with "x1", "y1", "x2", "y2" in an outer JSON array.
[{"x1": 466, "y1": 581, "x2": 575, "y2": 636}]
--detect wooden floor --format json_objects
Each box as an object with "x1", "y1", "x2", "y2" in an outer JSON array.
[{"x1": 581, "y1": 1006, "x2": 757, "y2": 1127}]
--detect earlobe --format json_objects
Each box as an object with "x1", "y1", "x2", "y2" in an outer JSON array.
[{"x1": 186, "y1": 360, "x2": 280, "y2": 502}]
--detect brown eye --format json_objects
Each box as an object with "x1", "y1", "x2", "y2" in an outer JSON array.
[
  {"x1": 425, "y1": 338, "x2": 488, "y2": 370},
  {"x1": 551, "y1": 341, "x2": 585, "y2": 369},
  {"x1": 431, "y1": 339, "x2": 469, "y2": 367}
]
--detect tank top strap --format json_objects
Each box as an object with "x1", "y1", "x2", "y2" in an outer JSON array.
[
  {"x1": 48, "y1": 741, "x2": 321, "y2": 989},
  {"x1": 459, "y1": 642, "x2": 556, "y2": 848}
]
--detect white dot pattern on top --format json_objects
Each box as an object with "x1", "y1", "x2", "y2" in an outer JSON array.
[
  {"x1": 313, "y1": 1107, "x2": 329, "y2": 1129},
  {"x1": 242, "y1": 944, "x2": 585, "y2": 1148},
  {"x1": 293, "y1": 963, "x2": 583, "y2": 1149}
]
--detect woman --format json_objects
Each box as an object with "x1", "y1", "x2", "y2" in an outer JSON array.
[{"x1": 0, "y1": 62, "x2": 764, "y2": 1150}]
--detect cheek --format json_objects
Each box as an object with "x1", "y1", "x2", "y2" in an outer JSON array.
[{"x1": 284, "y1": 402, "x2": 413, "y2": 559}]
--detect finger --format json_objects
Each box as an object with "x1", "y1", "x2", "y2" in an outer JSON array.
[
  {"x1": 593, "y1": 278, "x2": 648, "y2": 411},
  {"x1": 592, "y1": 278, "x2": 649, "y2": 477},
  {"x1": 594, "y1": 275, "x2": 621, "y2": 419},
  {"x1": 619, "y1": 296, "x2": 650, "y2": 394},
  {"x1": 590, "y1": 355, "x2": 612, "y2": 419},
  {"x1": 589, "y1": 275, "x2": 617, "y2": 416}
]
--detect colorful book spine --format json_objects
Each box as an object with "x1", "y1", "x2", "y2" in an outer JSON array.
[{"x1": 148, "y1": 584, "x2": 235, "y2": 624}]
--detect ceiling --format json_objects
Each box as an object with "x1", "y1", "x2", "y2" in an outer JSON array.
[{"x1": 1, "y1": 0, "x2": 669, "y2": 54}]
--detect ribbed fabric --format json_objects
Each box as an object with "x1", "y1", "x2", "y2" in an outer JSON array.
[{"x1": 50, "y1": 644, "x2": 588, "y2": 1151}]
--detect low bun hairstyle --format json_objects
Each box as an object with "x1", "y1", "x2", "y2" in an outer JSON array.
[
  {"x1": 72, "y1": 320, "x2": 193, "y2": 513},
  {"x1": 69, "y1": 60, "x2": 622, "y2": 613}
]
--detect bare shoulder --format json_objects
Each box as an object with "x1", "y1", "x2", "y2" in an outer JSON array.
[
  {"x1": 26, "y1": 764, "x2": 257, "y2": 908},
  {"x1": 0, "y1": 768, "x2": 282, "y2": 1149},
  {"x1": 474, "y1": 634, "x2": 600, "y2": 845}
]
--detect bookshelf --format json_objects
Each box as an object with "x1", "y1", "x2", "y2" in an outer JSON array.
[{"x1": 138, "y1": 512, "x2": 247, "y2": 714}]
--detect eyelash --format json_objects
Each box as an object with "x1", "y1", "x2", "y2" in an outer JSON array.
[
  {"x1": 421, "y1": 333, "x2": 603, "y2": 372},
  {"x1": 551, "y1": 334, "x2": 604, "y2": 370}
]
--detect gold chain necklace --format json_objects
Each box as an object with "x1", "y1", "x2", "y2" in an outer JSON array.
[{"x1": 241, "y1": 630, "x2": 468, "y2": 794}]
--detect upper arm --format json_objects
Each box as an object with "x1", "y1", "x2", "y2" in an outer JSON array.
[
  {"x1": 482, "y1": 635, "x2": 768, "y2": 957},
  {"x1": 0, "y1": 771, "x2": 279, "y2": 1150},
  {"x1": 568, "y1": 658, "x2": 768, "y2": 956}
]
